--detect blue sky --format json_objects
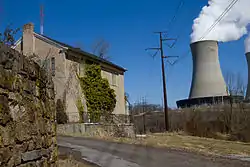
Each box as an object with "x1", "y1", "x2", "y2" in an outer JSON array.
[{"x1": 0, "y1": 0, "x2": 248, "y2": 107}]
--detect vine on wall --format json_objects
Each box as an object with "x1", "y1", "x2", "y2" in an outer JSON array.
[
  {"x1": 78, "y1": 64, "x2": 116, "y2": 123},
  {"x1": 76, "y1": 97, "x2": 84, "y2": 123}
]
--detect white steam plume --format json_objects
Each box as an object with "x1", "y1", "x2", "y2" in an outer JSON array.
[
  {"x1": 245, "y1": 34, "x2": 250, "y2": 53},
  {"x1": 191, "y1": 0, "x2": 250, "y2": 43}
]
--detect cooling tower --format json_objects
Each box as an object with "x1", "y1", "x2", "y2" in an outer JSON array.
[
  {"x1": 189, "y1": 40, "x2": 228, "y2": 99},
  {"x1": 245, "y1": 53, "x2": 250, "y2": 100}
]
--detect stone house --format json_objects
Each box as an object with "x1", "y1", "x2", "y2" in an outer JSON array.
[{"x1": 13, "y1": 23, "x2": 127, "y2": 122}]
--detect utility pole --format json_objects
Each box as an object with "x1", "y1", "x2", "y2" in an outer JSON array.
[{"x1": 146, "y1": 32, "x2": 178, "y2": 131}]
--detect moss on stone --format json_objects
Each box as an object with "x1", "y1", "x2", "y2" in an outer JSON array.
[
  {"x1": 0, "y1": 47, "x2": 58, "y2": 166},
  {"x1": 0, "y1": 135, "x2": 3, "y2": 147},
  {"x1": 0, "y1": 104, "x2": 3, "y2": 113}
]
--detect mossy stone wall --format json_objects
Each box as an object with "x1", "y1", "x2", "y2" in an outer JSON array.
[{"x1": 0, "y1": 44, "x2": 57, "y2": 166}]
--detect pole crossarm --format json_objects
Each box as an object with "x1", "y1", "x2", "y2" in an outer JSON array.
[
  {"x1": 145, "y1": 47, "x2": 160, "y2": 51},
  {"x1": 163, "y1": 56, "x2": 179, "y2": 58},
  {"x1": 162, "y1": 38, "x2": 176, "y2": 41}
]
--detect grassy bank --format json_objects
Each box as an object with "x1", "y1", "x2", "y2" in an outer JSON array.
[
  {"x1": 59, "y1": 132, "x2": 250, "y2": 156},
  {"x1": 58, "y1": 156, "x2": 95, "y2": 167},
  {"x1": 111, "y1": 133, "x2": 250, "y2": 156}
]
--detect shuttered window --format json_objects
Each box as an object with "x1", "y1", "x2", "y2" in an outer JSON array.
[
  {"x1": 45, "y1": 59, "x2": 50, "y2": 72},
  {"x1": 51, "y1": 57, "x2": 55, "y2": 76}
]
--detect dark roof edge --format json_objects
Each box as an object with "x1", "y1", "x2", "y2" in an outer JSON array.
[
  {"x1": 37, "y1": 33, "x2": 127, "y2": 72},
  {"x1": 68, "y1": 48, "x2": 127, "y2": 72}
]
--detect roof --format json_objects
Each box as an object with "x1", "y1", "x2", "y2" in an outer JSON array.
[
  {"x1": 13, "y1": 33, "x2": 127, "y2": 72},
  {"x1": 37, "y1": 34, "x2": 127, "y2": 72}
]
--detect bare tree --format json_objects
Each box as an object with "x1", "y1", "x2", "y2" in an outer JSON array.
[
  {"x1": 92, "y1": 38, "x2": 110, "y2": 60},
  {"x1": 0, "y1": 25, "x2": 20, "y2": 46},
  {"x1": 225, "y1": 71, "x2": 246, "y2": 96}
]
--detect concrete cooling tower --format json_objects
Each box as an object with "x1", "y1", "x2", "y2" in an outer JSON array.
[
  {"x1": 176, "y1": 40, "x2": 239, "y2": 108},
  {"x1": 189, "y1": 40, "x2": 228, "y2": 98},
  {"x1": 245, "y1": 52, "x2": 250, "y2": 100}
]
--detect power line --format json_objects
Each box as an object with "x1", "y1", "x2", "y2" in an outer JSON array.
[
  {"x1": 166, "y1": 0, "x2": 185, "y2": 33},
  {"x1": 173, "y1": 0, "x2": 240, "y2": 66},
  {"x1": 199, "y1": 0, "x2": 239, "y2": 41},
  {"x1": 161, "y1": 0, "x2": 185, "y2": 48}
]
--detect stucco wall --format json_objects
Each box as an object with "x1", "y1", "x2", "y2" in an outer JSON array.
[
  {"x1": 101, "y1": 69, "x2": 126, "y2": 115},
  {"x1": 64, "y1": 59, "x2": 82, "y2": 122},
  {"x1": 0, "y1": 44, "x2": 57, "y2": 166},
  {"x1": 34, "y1": 36, "x2": 67, "y2": 101}
]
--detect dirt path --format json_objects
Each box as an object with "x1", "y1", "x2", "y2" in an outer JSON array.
[{"x1": 58, "y1": 136, "x2": 250, "y2": 167}]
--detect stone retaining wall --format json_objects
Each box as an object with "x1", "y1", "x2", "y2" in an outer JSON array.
[
  {"x1": 57, "y1": 123, "x2": 135, "y2": 138},
  {"x1": 0, "y1": 44, "x2": 57, "y2": 166}
]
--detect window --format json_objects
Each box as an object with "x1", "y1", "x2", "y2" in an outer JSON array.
[
  {"x1": 40, "y1": 59, "x2": 50, "y2": 73},
  {"x1": 51, "y1": 57, "x2": 55, "y2": 76},
  {"x1": 112, "y1": 73, "x2": 117, "y2": 86}
]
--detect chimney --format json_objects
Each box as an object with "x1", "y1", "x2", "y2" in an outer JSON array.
[
  {"x1": 189, "y1": 40, "x2": 228, "y2": 99},
  {"x1": 22, "y1": 23, "x2": 34, "y2": 56}
]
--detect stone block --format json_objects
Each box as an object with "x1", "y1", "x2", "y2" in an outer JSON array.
[
  {"x1": 7, "y1": 155, "x2": 21, "y2": 167},
  {"x1": 0, "y1": 66, "x2": 16, "y2": 91},
  {"x1": 0, "y1": 123, "x2": 15, "y2": 146},
  {"x1": 33, "y1": 135, "x2": 42, "y2": 149},
  {"x1": 42, "y1": 135, "x2": 52, "y2": 149},
  {"x1": 16, "y1": 143, "x2": 28, "y2": 153},
  {"x1": 0, "y1": 88, "x2": 9, "y2": 96},
  {"x1": 17, "y1": 161, "x2": 36, "y2": 167},
  {"x1": 21, "y1": 150, "x2": 43, "y2": 162},
  {"x1": 0, "y1": 95, "x2": 12, "y2": 126},
  {"x1": 22, "y1": 106, "x2": 36, "y2": 124},
  {"x1": 23, "y1": 58, "x2": 38, "y2": 80},
  {"x1": 13, "y1": 74, "x2": 23, "y2": 92},
  {"x1": 38, "y1": 117, "x2": 46, "y2": 135},
  {"x1": 15, "y1": 121, "x2": 32, "y2": 142},
  {"x1": 0, "y1": 45, "x2": 20, "y2": 71},
  {"x1": 9, "y1": 103, "x2": 25, "y2": 122},
  {"x1": 0, "y1": 147, "x2": 12, "y2": 163},
  {"x1": 22, "y1": 78, "x2": 36, "y2": 95},
  {"x1": 7, "y1": 145, "x2": 22, "y2": 166},
  {"x1": 36, "y1": 158, "x2": 48, "y2": 167},
  {"x1": 27, "y1": 140, "x2": 35, "y2": 151},
  {"x1": 46, "y1": 121, "x2": 53, "y2": 135}
]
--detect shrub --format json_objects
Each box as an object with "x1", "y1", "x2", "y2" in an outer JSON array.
[
  {"x1": 78, "y1": 64, "x2": 116, "y2": 123},
  {"x1": 133, "y1": 104, "x2": 250, "y2": 142}
]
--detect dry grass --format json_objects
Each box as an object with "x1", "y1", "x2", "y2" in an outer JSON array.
[
  {"x1": 105, "y1": 132, "x2": 250, "y2": 156},
  {"x1": 58, "y1": 156, "x2": 94, "y2": 167},
  {"x1": 62, "y1": 131, "x2": 250, "y2": 157}
]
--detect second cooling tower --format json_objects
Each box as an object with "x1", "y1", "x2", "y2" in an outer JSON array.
[
  {"x1": 189, "y1": 40, "x2": 228, "y2": 99},
  {"x1": 245, "y1": 52, "x2": 250, "y2": 100}
]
